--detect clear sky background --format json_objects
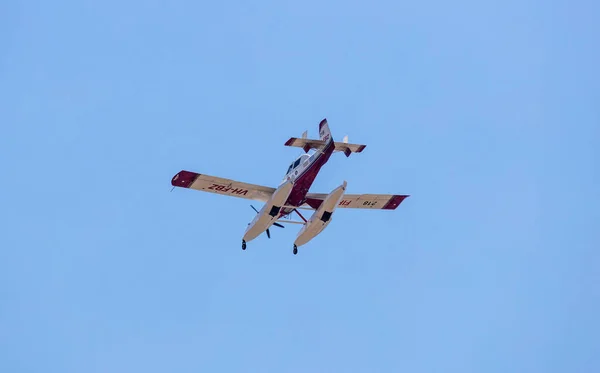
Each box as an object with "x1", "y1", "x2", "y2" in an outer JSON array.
[{"x1": 1, "y1": 0, "x2": 598, "y2": 372}]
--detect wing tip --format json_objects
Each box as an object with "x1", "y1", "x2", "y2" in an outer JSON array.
[
  {"x1": 171, "y1": 170, "x2": 200, "y2": 188},
  {"x1": 382, "y1": 194, "x2": 410, "y2": 210}
]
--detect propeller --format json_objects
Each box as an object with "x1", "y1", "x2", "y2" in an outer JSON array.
[{"x1": 250, "y1": 205, "x2": 284, "y2": 238}]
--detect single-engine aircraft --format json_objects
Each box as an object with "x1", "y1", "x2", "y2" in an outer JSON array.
[{"x1": 171, "y1": 118, "x2": 409, "y2": 255}]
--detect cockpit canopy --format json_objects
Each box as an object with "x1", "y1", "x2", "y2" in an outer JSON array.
[{"x1": 285, "y1": 153, "x2": 311, "y2": 175}]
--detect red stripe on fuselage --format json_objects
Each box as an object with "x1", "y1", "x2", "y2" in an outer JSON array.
[{"x1": 279, "y1": 141, "x2": 335, "y2": 216}]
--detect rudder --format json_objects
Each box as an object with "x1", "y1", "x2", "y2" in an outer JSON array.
[{"x1": 319, "y1": 118, "x2": 333, "y2": 144}]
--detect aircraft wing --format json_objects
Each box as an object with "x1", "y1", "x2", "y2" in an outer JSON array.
[
  {"x1": 171, "y1": 170, "x2": 276, "y2": 202},
  {"x1": 304, "y1": 193, "x2": 409, "y2": 210}
]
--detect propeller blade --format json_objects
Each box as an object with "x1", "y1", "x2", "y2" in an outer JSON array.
[
  {"x1": 266, "y1": 228, "x2": 271, "y2": 239},
  {"x1": 273, "y1": 222, "x2": 285, "y2": 228},
  {"x1": 250, "y1": 205, "x2": 259, "y2": 213}
]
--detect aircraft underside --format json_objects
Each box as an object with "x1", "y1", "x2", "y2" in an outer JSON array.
[
  {"x1": 170, "y1": 118, "x2": 409, "y2": 256},
  {"x1": 241, "y1": 179, "x2": 347, "y2": 255}
]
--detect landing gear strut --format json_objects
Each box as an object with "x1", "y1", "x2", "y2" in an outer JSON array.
[
  {"x1": 242, "y1": 240, "x2": 246, "y2": 250},
  {"x1": 293, "y1": 244, "x2": 298, "y2": 255}
]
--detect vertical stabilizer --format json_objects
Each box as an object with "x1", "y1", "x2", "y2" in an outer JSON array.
[{"x1": 318, "y1": 118, "x2": 333, "y2": 144}]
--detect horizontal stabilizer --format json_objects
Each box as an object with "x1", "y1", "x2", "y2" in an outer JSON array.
[
  {"x1": 284, "y1": 138, "x2": 366, "y2": 156},
  {"x1": 333, "y1": 142, "x2": 367, "y2": 157},
  {"x1": 284, "y1": 137, "x2": 327, "y2": 153}
]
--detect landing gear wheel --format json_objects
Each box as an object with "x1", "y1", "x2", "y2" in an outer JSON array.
[
  {"x1": 293, "y1": 245, "x2": 298, "y2": 255},
  {"x1": 242, "y1": 240, "x2": 246, "y2": 250}
]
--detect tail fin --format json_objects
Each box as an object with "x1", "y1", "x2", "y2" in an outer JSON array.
[{"x1": 319, "y1": 119, "x2": 333, "y2": 144}]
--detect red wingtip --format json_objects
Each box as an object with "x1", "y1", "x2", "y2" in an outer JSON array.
[
  {"x1": 171, "y1": 170, "x2": 200, "y2": 188},
  {"x1": 382, "y1": 195, "x2": 409, "y2": 210}
]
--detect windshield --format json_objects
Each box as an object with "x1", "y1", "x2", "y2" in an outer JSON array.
[{"x1": 284, "y1": 153, "x2": 311, "y2": 177}]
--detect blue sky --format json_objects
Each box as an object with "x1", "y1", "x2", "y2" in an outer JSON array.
[{"x1": 1, "y1": 0, "x2": 598, "y2": 372}]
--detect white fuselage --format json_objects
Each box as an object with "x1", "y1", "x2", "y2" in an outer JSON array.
[{"x1": 242, "y1": 123, "x2": 337, "y2": 245}]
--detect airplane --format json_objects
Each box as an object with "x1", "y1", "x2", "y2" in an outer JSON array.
[{"x1": 171, "y1": 118, "x2": 409, "y2": 255}]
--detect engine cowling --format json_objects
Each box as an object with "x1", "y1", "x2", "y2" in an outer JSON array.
[{"x1": 294, "y1": 181, "x2": 347, "y2": 247}]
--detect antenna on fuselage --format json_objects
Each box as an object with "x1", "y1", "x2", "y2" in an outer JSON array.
[{"x1": 297, "y1": 130, "x2": 307, "y2": 157}]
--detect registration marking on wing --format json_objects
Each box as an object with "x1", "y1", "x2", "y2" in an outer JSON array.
[{"x1": 207, "y1": 183, "x2": 249, "y2": 196}]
